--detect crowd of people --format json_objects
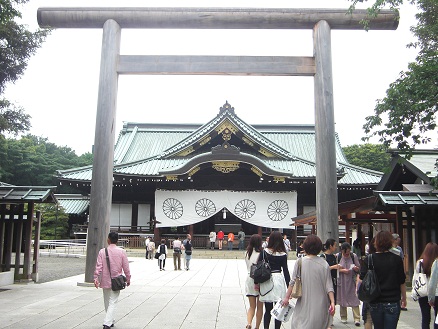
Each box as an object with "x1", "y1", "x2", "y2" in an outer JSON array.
[{"x1": 93, "y1": 229, "x2": 438, "y2": 329}]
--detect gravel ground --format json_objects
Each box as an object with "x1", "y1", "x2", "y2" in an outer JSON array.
[{"x1": 36, "y1": 255, "x2": 86, "y2": 283}]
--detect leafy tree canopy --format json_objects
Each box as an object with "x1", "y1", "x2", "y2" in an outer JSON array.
[
  {"x1": 343, "y1": 143, "x2": 392, "y2": 172},
  {"x1": 0, "y1": 134, "x2": 93, "y2": 187},
  {"x1": 34, "y1": 203, "x2": 69, "y2": 240},
  {"x1": 0, "y1": 0, "x2": 50, "y2": 136},
  {"x1": 348, "y1": 0, "x2": 438, "y2": 153}
]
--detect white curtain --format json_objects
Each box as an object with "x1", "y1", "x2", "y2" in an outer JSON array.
[{"x1": 155, "y1": 189, "x2": 297, "y2": 229}]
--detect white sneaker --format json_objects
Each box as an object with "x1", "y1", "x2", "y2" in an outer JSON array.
[{"x1": 341, "y1": 320, "x2": 347, "y2": 324}]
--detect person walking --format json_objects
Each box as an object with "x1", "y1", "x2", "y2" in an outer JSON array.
[
  {"x1": 157, "y1": 239, "x2": 167, "y2": 271},
  {"x1": 359, "y1": 231, "x2": 407, "y2": 329},
  {"x1": 227, "y1": 231, "x2": 235, "y2": 250},
  {"x1": 144, "y1": 236, "x2": 150, "y2": 259},
  {"x1": 238, "y1": 227, "x2": 246, "y2": 250},
  {"x1": 321, "y1": 238, "x2": 340, "y2": 327},
  {"x1": 283, "y1": 234, "x2": 291, "y2": 253},
  {"x1": 217, "y1": 230, "x2": 224, "y2": 250},
  {"x1": 259, "y1": 231, "x2": 290, "y2": 329},
  {"x1": 147, "y1": 238, "x2": 155, "y2": 260},
  {"x1": 415, "y1": 242, "x2": 438, "y2": 329},
  {"x1": 183, "y1": 234, "x2": 193, "y2": 270},
  {"x1": 337, "y1": 242, "x2": 361, "y2": 326},
  {"x1": 282, "y1": 234, "x2": 335, "y2": 329},
  {"x1": 244, "y1": 234, "x2": 264, "y2": 329},
  {"x1": 172, "y1": 237, "x2": 183, "y2": 271},
  {"x1": 209, "y1": 231, "x2": 216, "y2": 249},
  {"x1": 94, "y1": 232, "x2": 131, "y2": 329}
]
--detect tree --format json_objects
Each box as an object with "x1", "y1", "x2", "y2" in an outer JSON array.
[
  {"x1": 348, "y1": 0, "x2": 438, "y2": 152},
  {"x1": 0, "y1": 0, "x2": 49, "y2": 136},
  {"x1": 0, "y1": 134, "x2": 93, "y2": 186},
  {"x1": 343, "y1": 143, "x2": 391, "y2": 172},
  {"x1": 34, "y1": 203, "x2": 69, "y2": 240}
]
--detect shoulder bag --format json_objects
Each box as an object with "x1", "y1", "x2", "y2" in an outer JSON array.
[
  {"x1": 105, "y1": 248, "x2": 127, "y2": 291},
  {"x1": 358, "y1": 254, "x2": 380, "y2": 302},
  {"x1": 251, "y1": 250, "x2": 272, "y2": 284},
  {"x1": 290, "y1": 257, "x2": 302, "y2": 298},
  {"x1": 411, "y1": 260, "x2": 428, "y2": 301}
]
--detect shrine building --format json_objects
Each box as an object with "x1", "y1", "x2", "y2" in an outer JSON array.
[{"x1": 57, "y1": 102, "x2": 382, "y2": 246}]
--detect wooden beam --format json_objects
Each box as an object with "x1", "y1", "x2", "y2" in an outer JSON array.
[
  {"x1": 118, "y1": 55, "x2": 316, "y2": 76},
  {"x1": 37, "y1": 7, "x2": 399, "y2": 30}
]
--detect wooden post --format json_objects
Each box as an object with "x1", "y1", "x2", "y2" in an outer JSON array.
[
  {"x1": 406, "y1": 208, "x2": 414, "y2": 278},
  {"x1": 14, "y1": 204, "x2": 24, "y2": 278},
  {"x1": 4, "y1": 204, "x2": 15, "y2": 272},
  {"x1": 0, "y1": 204, "x2": 5, "y2": 267},
  {"x1": 23, "y1": 203, "x2": 34, "y2": 280},
  {"x1": 84, "y1": 19, "x2": 121, "y2": 283},
  {"x1": 32, "y1": 211, "x2": 42, "y2": 282},
  {"x1": 313, "y1": 20, "x2": 339, "y2": 245}
]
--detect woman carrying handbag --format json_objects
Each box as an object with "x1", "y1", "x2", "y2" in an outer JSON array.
[
  {"x1": 415, "y1": 242, "x2": 438, "y2": 329},
  {"x1": 259, "y1": 231, "x2": 290, "y2": 329},
  {"x1": 282, "y1": 234, "x2": 335, "y2": 329}
]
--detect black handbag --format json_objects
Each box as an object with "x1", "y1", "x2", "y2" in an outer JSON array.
[
  {"x1": 105, "y1": 248, "x2": 127, "y2": 291},
  {"x1": 251, "y1": 251, "x2": 272, "y2": 284},
  {"x1": 154, "y1": 252, "x2": 160, "y2": 259},
  {"x1": 358, "y1": 254, "x2": 380, "y2": 302}
]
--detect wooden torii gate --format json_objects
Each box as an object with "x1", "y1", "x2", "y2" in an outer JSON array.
[{"x1": 37, "y1": 7, "x2": 398, "y2": 282}]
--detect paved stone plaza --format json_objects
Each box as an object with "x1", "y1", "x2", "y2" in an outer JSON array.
[{"x1": 0, "y1": 256, "x2": 420, "y2": 328}]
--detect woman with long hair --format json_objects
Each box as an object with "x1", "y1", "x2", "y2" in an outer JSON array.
[
  {"x1": 282, "y1": 234, "x2": 335, "y2": 329},
  {"x1": 322, "y1": 238, "x2": 339, "y2": 327},
  {"x1": 259, "y1": 231, "x2": 290, "y2": 329},
  {"x1": 244, "y1": 234, "x2": 264, "y2": 329},
  {"x1": 337, "y1": 242, "x2": 361, "y2": 326},
  {"x1": 359, "y1": 231, "x2": 406, "y2": 329},
  {"x1": 416, "y1": 242, "x2": 438, "y2": 329}
]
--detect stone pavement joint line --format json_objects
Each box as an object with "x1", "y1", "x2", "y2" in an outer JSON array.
[{"x1": 0, "y1": 257, "x2": 419, "y2": 329}]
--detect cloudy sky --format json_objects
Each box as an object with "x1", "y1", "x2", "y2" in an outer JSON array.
[{"x1": 4, "y1": 0, "x2": 425, "y2": 155}]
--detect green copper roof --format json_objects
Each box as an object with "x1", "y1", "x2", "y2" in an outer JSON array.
[{"x1": 57, "y1": 103, "x2": 381, "y2": 186}]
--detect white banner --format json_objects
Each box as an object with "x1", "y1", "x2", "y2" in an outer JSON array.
[{"x1": 155, "y1": 190, "x2": 297, "y2": 229}]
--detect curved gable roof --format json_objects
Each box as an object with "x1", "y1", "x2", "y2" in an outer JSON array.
[{"x1": 157, "y1": 102, "x2": 293, "y2": 160}]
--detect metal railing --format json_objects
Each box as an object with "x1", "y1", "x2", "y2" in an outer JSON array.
[{"x1": 37, "y1": 239, "x2": 87, "y2": 256}]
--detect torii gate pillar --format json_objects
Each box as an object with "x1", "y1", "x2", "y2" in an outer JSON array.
[
  {"x1": 85, "y1": 20, "x2": 121, "y2": 283},
  {"x1": 314, "y1": 20, "x2": 338, "y2": 245}
]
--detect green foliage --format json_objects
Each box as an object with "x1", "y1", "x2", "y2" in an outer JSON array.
[
  {"x1": 0, "y1": 134, "x2": 93, "y2": 186},
  {"x1": 0, "y1": 0, "x2": 50, "y2": 136},
  {"x1": 35, "y1": 203, "x2": 69, "y2": 240},
  {"x1": 0, "y1": 98, "x2": 31, "y2": 134},
  {"x1": 354, "y1": 0, "x2": 438, "y2": 152},
  {"x1": 343, "y1": 143, "x2": 391, "y2": 172}
]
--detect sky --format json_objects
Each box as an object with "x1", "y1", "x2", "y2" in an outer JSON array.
[{"x1": 3, "y1": 0, "x2": 428, "y2": 156}]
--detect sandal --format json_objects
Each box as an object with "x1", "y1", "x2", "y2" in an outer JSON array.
[{"x1": 245, "y1": 325, "x2": 251, "y2": 329}]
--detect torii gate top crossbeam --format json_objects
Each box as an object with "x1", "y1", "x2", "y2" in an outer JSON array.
[{"x1": 37, "y1": 7, "x2": 398, "y2": 30}]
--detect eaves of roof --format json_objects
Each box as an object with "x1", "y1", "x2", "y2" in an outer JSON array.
[
  {"x1": 56, "y1": 194, "x2": 90, "y2": 215},
  {"x1": 374, "y1": 190, "x2": 438, "y2": 207},
  {"x1": 0, "y1": 186, "x2": 57, "y2": 203},
  {"x1": 337, "y1": 162, "x2": 382, "y2": 185}
]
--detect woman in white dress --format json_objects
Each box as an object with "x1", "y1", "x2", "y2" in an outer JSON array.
[
  {"x1": 245, "y1": 234, "x2": 263, "y2": 329},
  {"x1": 282, "y1": 234, "x2": 335, "y2": 329},
  {"x1": 259, "y1": 231, "x2": 290, "y2": 329}
]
